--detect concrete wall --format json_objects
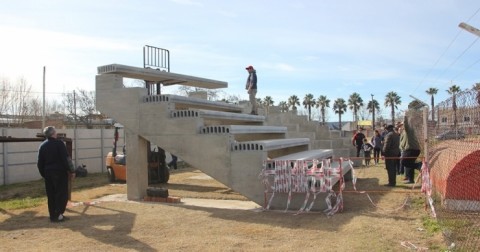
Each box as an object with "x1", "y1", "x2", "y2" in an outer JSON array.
[{"x1": 0, "y1": 127, "x2": 125, "y2": 185}]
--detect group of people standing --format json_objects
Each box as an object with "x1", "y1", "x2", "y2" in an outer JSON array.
[
  {"x1": 381, "y1": 115, "x2": 423, "y2": 187},
  {"x1": 352, "y1": 114, "x2": 423, "y2": 187}
]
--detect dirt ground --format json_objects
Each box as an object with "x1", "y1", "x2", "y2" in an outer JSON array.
[{"x1": 0, "y1": 163, "x2": 446, "y2": 251}]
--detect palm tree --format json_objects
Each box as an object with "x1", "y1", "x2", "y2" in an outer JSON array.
[
  {"x1": 447, "y1": 84, "x2": 461, "y2": 129},
  {"x1": 279, "y1": 101, "x2": 289, "y2": 112},
  {"x1": 263, "y1": 96, "x2": 274, "y2": 115},
  {"x1": 302, "y1": 93, "x2": 316, "y2": 121},
  {"x1": 316, "y1": 95, "x2": 330, "y2": 125},
  {"x1": 367, "y1": 99, "x2": 380, "y2": 121},
  {"x1": 426, "y1": 87, "x2": 438, "y2": 121},
  {"x1": 348, "y1": 92, "x2": 363, "y2": 127},
  {"x1": 333, "y1": 98, "x2": 347, "y2": 130},
  {"x1": 288, "y1": 95, "x2": 300, "y2": 111},
  {"x1": 384, "y1": 91, "x2": 401, "y2": 124}
]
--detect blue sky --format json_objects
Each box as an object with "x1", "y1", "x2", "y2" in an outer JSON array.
[{"x1": 1, "y1": 0, "x2": 480, "y2": 121}]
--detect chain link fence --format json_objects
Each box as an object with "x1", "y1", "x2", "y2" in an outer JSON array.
[{"x1": 418, "y1": 86, "x2": 480, "y2": 251}]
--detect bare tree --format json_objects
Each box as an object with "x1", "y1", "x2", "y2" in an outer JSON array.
[
  {"x1": 10, "y1": 78, "x2": 33, "y2": 125},
  {"x1": 28, "y1": 97, "x2": 42, "y2": 118},
  {"x1": 63, "y1": 89, "x2": 99, "y2": 128},
  {"x1": 0, "y1": 78, "x2": 12, "y2": 116}
]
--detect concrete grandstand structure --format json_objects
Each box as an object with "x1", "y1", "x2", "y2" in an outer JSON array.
[{"x1": 95, "y1": 63, "x2": 357, "y2": 210}]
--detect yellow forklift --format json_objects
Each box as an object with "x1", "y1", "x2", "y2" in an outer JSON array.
[{"x1": 105, "y1": 125, "x2": 170, "y2": 183}]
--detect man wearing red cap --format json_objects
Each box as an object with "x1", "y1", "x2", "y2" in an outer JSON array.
[{"x1": 245, "y1": 65, "x2": 258, "y2": 115}]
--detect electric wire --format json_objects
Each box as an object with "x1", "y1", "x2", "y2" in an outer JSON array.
[{"x1": 411, "y1": 6, "x2": 480, "y2": 101}]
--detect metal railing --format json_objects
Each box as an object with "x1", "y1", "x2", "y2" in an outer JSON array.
[{"x1": 143, "y1": 45, "x2": 170, "y2": 72}]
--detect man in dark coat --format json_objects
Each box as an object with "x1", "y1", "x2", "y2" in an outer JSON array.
[
  {"x1": 352, "y1": 128, "x2": 366, "y2": 157},
  {"x1": 37, "y1": 126, "x2": 75, "y2": 222},
  {"x1": 382, "y1": 125, "x2": 400, "y2": 186}
]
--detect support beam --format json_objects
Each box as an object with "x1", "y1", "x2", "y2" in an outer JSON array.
[{"x1": 126, "y1": 131, "x2": 149, "y2": 200}]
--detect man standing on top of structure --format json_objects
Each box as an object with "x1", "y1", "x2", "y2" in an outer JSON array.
[{"x1": 245, "y1": 65, "x2": 258, "y2": 115}]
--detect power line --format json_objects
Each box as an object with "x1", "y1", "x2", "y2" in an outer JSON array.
[
  {"x1": 411, "y1": 6, "x2": 480, "y2": 98},
  {"x1": 433, "y1": 36, "x2": 480, "y2": 84}
]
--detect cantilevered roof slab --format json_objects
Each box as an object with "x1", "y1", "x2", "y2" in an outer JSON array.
[{"x1": 97, "y1": 64, "x2": 228, "y2": 89}]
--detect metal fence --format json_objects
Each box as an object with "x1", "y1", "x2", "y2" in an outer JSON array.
[{"x1": 417, "y1": 86, "x2": 480, "y2": 251}]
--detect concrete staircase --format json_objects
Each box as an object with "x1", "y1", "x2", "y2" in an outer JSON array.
[{"x1": 96, "y1": 64, "x2": 355, "y2": 210}]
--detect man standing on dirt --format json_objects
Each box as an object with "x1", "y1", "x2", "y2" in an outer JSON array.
[
  {"x1": 399, "y1": 115, "x2": 422, "y2": 184},
  {"x1": 352, "y1": 127, "x2": 366, "y2": 157},
  {"x1": 382, "y1": 125, "x2": 400, "y2": 187},
  {"x1": 245, "y1": 65, "x2": 258, "y2": 115},
  {"x1": 37, "y1": 126, "x2": 75, "y2": 222}
]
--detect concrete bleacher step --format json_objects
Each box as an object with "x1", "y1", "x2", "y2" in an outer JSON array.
[
  {"x1": 272, "y1": 149, "x2": 333, "y2": 161},
  {"x1": 170, "y1": 109, "x2": 265, "y2": 124},
  {"x1": 143, "y1": 94, "x2": 243, "y2": 113},
  {"x1": 231, "y1": 138, "x2": 309, "y2": 151},
  {"x1": 200, "y1": 125, "x2": 287, "y2": 134}
]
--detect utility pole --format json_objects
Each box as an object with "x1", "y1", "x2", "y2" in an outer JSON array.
[
  {"x1": 371, "y1": 94, "x2": 375, "y2": 130},
  {"x1": 42, "y1": 66, "x2": 46, "y2": 130}
]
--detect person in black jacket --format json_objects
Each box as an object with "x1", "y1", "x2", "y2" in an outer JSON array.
[
  {"x1": 352, "y1": 128, "x2": 366, "y2": 157},
  {"x1": 37, "y1": 126, "x2": 75, "y2": 222},
  {"x1": 382, "y1": 125, "x2": 400, "y2": 186}
]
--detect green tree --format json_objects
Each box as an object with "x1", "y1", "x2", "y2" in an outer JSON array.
[
  {"x1": 367, "y1": 99, "x2": 380, "y2": 123},
  {"x1": 263, "y1": 96, "x2": 274, "y2": 115},
  {"x1": 279, "y1": 101, "x2": 289, "y2": 112},
  {"x1": 302, "y1": 93, "x2": 316, "y2": 121},
  {"x1": 333, "y1": 98, "x2": 347, "y2": 130},
  {"x1": 426, "y1": 87, "x2": 438, "y2": 121},
  {"x1": 384, "y1": 91, "x2": 401, "y2": 124},
  {"x1": 348, "y1": 92, "x2": 363, "y2": 126},
  {"x1": 316, "y1": 95, "x2": 330, "y2": 125},
  {"x1": 447, "y1": 84, "x2": 461, "y2": 129},
  {"x1": 288, "y1": 95, "x2": 300, "y2": 111}
]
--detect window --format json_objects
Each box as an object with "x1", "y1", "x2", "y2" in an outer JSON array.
[
  {"x1": 441, "y1": 117, "x2": 448, "y2": 123},
  {"x1": 464, "y1": 116, "x2": 470, "y2": 122}
]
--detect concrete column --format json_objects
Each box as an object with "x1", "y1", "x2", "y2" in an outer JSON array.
[{"x1": 126, "y1": 130, "x2": 149, "y2": 200}]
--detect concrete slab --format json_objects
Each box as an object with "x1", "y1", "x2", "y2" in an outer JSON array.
[
  {"x1": 92, "y1": 194, "x2": 261, "y2": 210},
  {"x1": 97, "y1": 64, "x2": 227, "y2": 89}
]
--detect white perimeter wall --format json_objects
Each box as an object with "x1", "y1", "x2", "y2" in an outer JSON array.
[{"x1": 0, "y1": 128, "x2": 125, "y2": 185}]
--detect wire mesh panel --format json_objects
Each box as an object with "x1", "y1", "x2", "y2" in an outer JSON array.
[{"x1": 426, "y1": 85, "x2": 480, "y2": 251}]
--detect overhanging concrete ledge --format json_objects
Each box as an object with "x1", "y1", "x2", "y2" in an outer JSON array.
[
  {"x1": 273, "y1": 149, "x2": 333, "y2": 161},
  {"x1": 143, "y1": 94, "x2": 242, "y2": 112},
  {"x1": 232, "y1": 138, "x2": 310, "y2": 151},
  {"x1": 97, "y1": 64, "x2": 227, "y2": 89},
  {"x1": 200, "y1": 125, "x2": 287, "y2": 134},
  {"x1": 171, "y1": 109, "x2": 265, "y2": 122}
]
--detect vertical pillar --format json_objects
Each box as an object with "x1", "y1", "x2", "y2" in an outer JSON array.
[
  {"x1": 423, "y1": 107, "x2": 429, "y2": 164},
  {"x1": 126, "y1": 130, "x2": 149, "y2": 200}
]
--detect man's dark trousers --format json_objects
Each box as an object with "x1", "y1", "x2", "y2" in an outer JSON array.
[{"x1": 44, "y1": 169, "x2": 68, "y2": 221}]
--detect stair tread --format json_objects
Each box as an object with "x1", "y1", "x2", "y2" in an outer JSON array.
[
  {"x1": 144, "y1": 94, "x2": 243, "y2": 112},
  {"x1": 272, "y1": 149, "x2": 333, "y2": 161},
  {"x1": 200, "y1": 125, "x2": 287, "y2": 134},
  {"x1": 232, "y1": 138, "x2": 309, "y2": 151},
  {"x1": 171, "y1": 109, "x2": 265, "y2": 122}
]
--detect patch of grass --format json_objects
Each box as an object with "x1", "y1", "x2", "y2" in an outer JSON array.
[
  {"x1": 410, "y1": 195, "x2": 426, "y2": 209},
  {"x1": 423, "y1": 216, "x2": 441, "y2": 234},
  {"x1": 0, "y1": 196, "x2": 46, "y2": 210},
  {"x1": 0, "y1": 172, "x2": 110, "y2": 210}
]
